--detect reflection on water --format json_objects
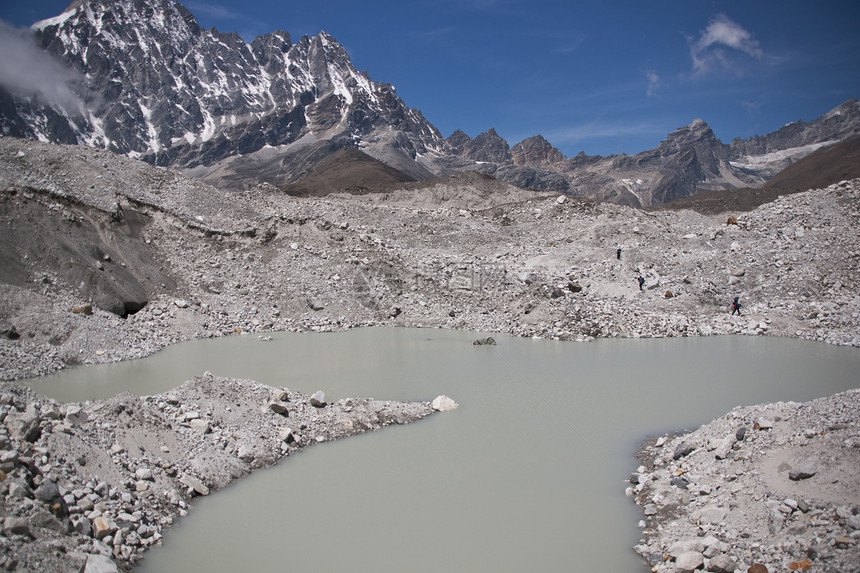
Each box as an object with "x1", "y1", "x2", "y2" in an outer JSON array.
[{"x1": 25, "y1": 330, "x2": 860, "y2": 572}]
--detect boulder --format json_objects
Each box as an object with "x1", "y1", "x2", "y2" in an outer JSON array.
[
  {"x1": 472, "y1": 337, "x2": 496, "y2": 345},
  {"x1": 5, "y1": 406, "x2": 41, "y2": 443},
  {"x1": 64, "y1": 404, "x2": 89, "y2": 425},
  {"x1": 3, "y1": 516, "x2": 30, "y2": 536},
  {"x1": 789, "y1": 457, "x2": 817, "y2": 481},
  {"x1": 675, "y1": 551, "x2": 704, "y2": 572},
  {"x1": 70, "y1": 304, "x2": 94, "y2": 315},
  {"x1": 669, "y1": 539, "x2": 705, "y2": 557},
  {"x1": 91, "y1": 516, "x2": 117, "y2": 540},
  {"x1": 268, "y1": 402, "x2": 288, "y2": 415},
  {"x1": 34, "y1": 479, "x2": 61, "y2": 503},
  {"x1": 178, "y1": 473, "x2": 209, "y2": 496},
  {"x1": 189, "y1": 419, "x2": 210, "y2": 434},
  {"x1": 310, "y1": 391, "x2": 326, "y2": 408},
  {"x1": 707, "y1": 553, "x2": 738, "y2": 572},
  {"x1": 431, "y1": 395, "x2": 459, "y2": 412},
  {"x1": 135, "y1": 468, "x2": 154, "y2": 481},
  {"x1": 673, "y1": 442, "x2": 695, "y2": 460},
  {"x1": 237, "y1": 444, "x2": 255, "y2": 463},
  {"x1": 84, "y1": 554, "x2": 120, "y2": 573},
  {"x1": 714, "y1": 434, "x2": 737, "y2": 460},
  {"x1": 279, "y1": 427, "x2": 295, "y2": 443},
  {"x1": 518, "y1": 271, "x2": 538, "y2": 284}
]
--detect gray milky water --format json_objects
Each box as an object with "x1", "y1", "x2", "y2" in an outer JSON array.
[{"x1": 25, "y1": 329, "x2": 860, "y2": 572}]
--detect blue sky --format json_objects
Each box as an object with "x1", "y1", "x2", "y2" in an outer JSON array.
[{"x1": 2, "y1": 0, "x2": 859, "y2": 157}]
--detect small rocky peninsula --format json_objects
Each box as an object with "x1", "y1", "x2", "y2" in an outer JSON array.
[{"x1": 0, "y1": 137, "x2": 858, "y2": 571}]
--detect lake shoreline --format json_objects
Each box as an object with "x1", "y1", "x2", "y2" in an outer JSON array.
[
  {"x1": 0, "y1": 372, "x2": 446, "y2": 572},
  {"x1": 629, "y1": 389, "x2": 860, "y2": 573}
]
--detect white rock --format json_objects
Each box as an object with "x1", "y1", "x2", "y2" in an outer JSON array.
[{"x1": 431, "y1": 395, "x2": 459, "y2": 412}]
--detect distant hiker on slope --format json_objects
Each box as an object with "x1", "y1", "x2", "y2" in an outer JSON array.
[
  {"x1": 638, "y1": 275, "x2": 645, "y2": 291},
  {"x1": 617, "y1": 248, "x2": 622, "y2": 260},
  {"x1": 731, "y1": 296, "x2": 742, "y2": 316}
]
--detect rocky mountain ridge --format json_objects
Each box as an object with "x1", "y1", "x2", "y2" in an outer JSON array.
[{"x1": 1, "y1": 0, "x2": 859, "y2": 206}]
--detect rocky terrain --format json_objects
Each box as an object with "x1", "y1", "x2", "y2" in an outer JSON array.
[
  {"x1": 1, "y1": 135, "x2": 859, "y2": 571},
  {"x1": 629, "y1": 389, "x2": 860, "y2": 573},
  {"x1": 0, "y1": 372, "x2": 446, "y2": 572}
]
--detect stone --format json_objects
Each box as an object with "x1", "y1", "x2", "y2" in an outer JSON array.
[
  {"x1": 310, "y1": 391, "x2": 326, "y2": 408},
  {"x1": 92, "y1": 516, "x2": 117, "y2": 540},
  {"x1": 789, "y1": 457, "x2": 817, "y2": 480},
  {"x1": 34, "y1": 479, "x2": 61, "y2": 502},
  {"x1": 279, "y1": 427, "x2": 295, "y2": 443},
  {"x1": 178, "y1": 473, "x2": 209, "y2": 496},
  {"x1": 84, "y1": 554, "x2": 120, "y2": 573},
  {"x1": 269, "y1": 402, "x2": 288, "y2": 415},
  {"x1": 431, "y1": 395, "x2": 459, "y2": 412},
  {"x1": 747, "y1": 565, "x2": 768, "y2": 573},
  {"x1": 518, "y1": 271, "x2": 538, "y2": 284},
  {"x1": 5, "y1": 406, "x2": 41, "y2": 442},
  {"x1": 189, "y1": 419, "x2": 210, "y2": 434},
  {"x1": 135, "y1": 467, "x2": 154, "y2": 481},
  {"x1": 237, "y1": 444, "x2": 255, "y2": 463},
  {"x1": 669, "y1": 539, "x2": 705, "y2": 556},
  {"x1": 65, "y1": 404, "x2": 89, "y2": 425},
  {"x1": 714, "y1": 434, "x2": 737, "y2": 460},
  {"x1": 673, "y1": 442, "x2": 696, "y2": 459},
  {"x1": 8, "y1": 480, "x2": 31, "y2": 499},
  {"x1": 174, "y1": 299, "x2": 190, "y2": 308},
  {"x1": 472, "y1": 336, "x2": 496, "y2": 345},
  {"x1": 71, "y1": 303, "x2": 94, "y2": 315},
  {"x1": 675, "y1": 551, "x2": 704, "y2": 572},
  {"x1": 3, "y1": 516, "x2": 30, "y2": 536},
  {"x1": 707, "y1": 553, "x2": 738, "y2": 572}
]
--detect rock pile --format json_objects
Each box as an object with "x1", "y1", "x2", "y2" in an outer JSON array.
[
  {"x1": 629, "y1": 389, "x2": 860, "y2": 572},
  {"x1": 0, "y1": 374, "x2": 436, "y2": 572}
]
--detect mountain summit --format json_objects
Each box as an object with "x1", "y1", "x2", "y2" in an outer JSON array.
[
  {"x1": 1, "y1": 0, "x2": 859, "y2": 205},
  {"x1": 3, "y1": 0, "x2": 445, "y2": 173}
]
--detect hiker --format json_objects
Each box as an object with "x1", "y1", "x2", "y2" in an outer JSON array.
[
  {"x1": 638, "y1": 275, "x2": 645, "y2": 291},
  {"x1": 731, "y1": 296, "x2": 742, "y2": 315},
  {"x1": 617, "y1": 248, "x2": 621, "y2": 260}
]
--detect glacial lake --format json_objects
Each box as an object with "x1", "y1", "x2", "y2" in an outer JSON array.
[{"x1": 25, "y1": 329, "x2": 860, "y2": 572}]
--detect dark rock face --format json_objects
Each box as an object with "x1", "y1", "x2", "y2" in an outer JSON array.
[
  {"x1": 3, "y1": 0, "x2": 444, "y2": 171},
  {"x1": 511, "y1": 135, "x2": 564, "y2": 167},
  {"x1": 447, "y1": 128, "x2": 512, "y2": 163},
  {"x1": 730, "y1": 100, "x2": 860, "y2": 157}
]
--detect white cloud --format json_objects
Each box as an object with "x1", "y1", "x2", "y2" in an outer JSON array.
[
  {"x1": 689, "y1": 14, "x2": 762, "y2": 77},
  {"x1": 0, "y1": 20, "x2": 84, "y2": 112},
  {"x1": 645, "y1": 70, "x2": 660, "y2": 97}
]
